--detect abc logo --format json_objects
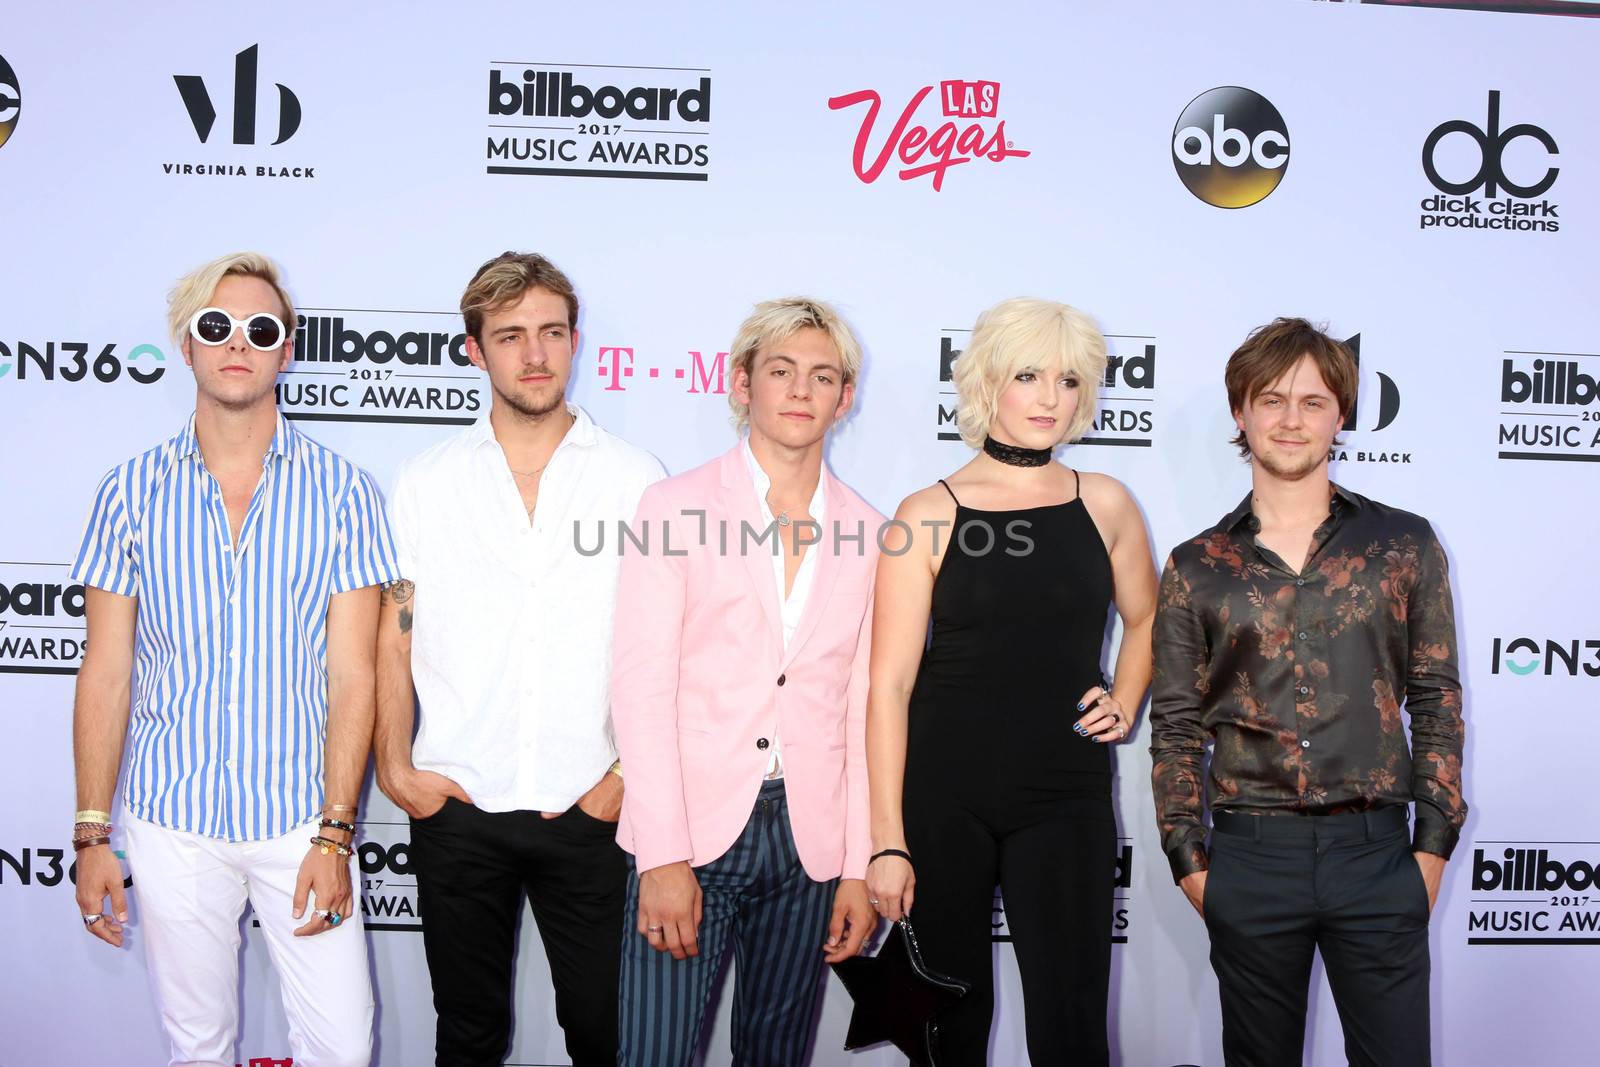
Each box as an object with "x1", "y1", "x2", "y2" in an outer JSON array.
[
  {"x1": 1172, "y1": 87, "x2": 1289, "y2": 208},
  {"x1": 0, "y1": 53, "x2": 20, "y2": 150}
]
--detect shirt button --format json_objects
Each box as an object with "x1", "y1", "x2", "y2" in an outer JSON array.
[
  {"x1": 1295, "y1": 578, "x2": 1306, "y2": 587},
  {"x1": 225, "y1": 758, "x2": 237, "y2": 768},
  {"x1": 1298, "y1": 631, "x2": 1309, "y2": 640},
  {"x1": 1300, "y1": 740, "x2": 1310, "y2": 749},
  {"x1": 776, "y1": 674, "x2": 787, "y2": 687},
  {"x1": 756, "y1": 738, "x2": 770, "y2": 751},
  {"x1": 1298, "y1": 686, "x2": 1309, "y2": 695}
]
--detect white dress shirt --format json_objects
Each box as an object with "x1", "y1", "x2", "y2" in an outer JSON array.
[
  {"x1": 389, "y1": 406, "x2": 665, "y2": 813},
  {"x1": 742, "y1": 438, "x2": 827, "y2": 777}
]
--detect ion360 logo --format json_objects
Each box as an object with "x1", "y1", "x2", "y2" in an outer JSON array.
[{"x1": 1171, "y1": 86, "x2": 1289, "y2": 208}]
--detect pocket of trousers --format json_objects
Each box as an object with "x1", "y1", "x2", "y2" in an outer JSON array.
[{"x1": 1398, "y1": 843, "x2": 1432, "y2": 920}]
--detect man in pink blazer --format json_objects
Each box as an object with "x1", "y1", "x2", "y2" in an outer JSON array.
[{"x1": 612, "y1": 297, "x2": 881, "y2": 1066}]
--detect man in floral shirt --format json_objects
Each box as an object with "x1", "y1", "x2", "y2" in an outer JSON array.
[{"x1": 1150, "y1": 317, "x2": 1465, "y2": 1067}]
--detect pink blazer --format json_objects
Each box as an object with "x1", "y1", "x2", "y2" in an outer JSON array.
[{"x1": 611, "y1": 445, "x2": 881, "y2": 881}]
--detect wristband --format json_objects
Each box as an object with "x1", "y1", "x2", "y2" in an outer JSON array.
[
  {"x1": 73, "y1": 836, "x2": 112, "y2": 853},
  {"x1": 310, "y1": 835, "x2": 355, "y2": 857},
  {"x1": 869, "y1": 848, "x2": 912, "y2": 866},
  {"x1": 75, "y1": 809, "x2": 113, "y2": 825}
]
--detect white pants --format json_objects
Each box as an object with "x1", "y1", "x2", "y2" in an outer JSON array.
[{"x1": 124, "y1": 816, "x2": 373, "y2": 1067}]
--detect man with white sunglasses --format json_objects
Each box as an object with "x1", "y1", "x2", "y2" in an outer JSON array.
[{"x1": 69, "y1": 251, "x2": 399, "y2": 1067}]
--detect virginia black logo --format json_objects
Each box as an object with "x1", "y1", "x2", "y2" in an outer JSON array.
[
  {"x1": 166, "y1": 45, "x2": 313, "y2": 179},
  {"x1": 486, "y1": 62, "x2": 712, "y2": 182},
  {"x1": 1171, "y1": 87, "x2": 1289, "y2": 209},
  {"x1": 1419, "y1": 92, "x2": 1558, "y2": 233},
  {"x1": 175, "y1": 44, "x2": 299, "y2": 145},
  {"x1": 0, "y1": 53, "x2": 20, "y2": 151},
  {"x1": 1330, "y1": 334, "x2": 1411, "y2": 465}
]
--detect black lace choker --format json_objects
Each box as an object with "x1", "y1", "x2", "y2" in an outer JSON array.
[{"x1": 982, "y1": 436, "x2": 1052, "y2": 467}]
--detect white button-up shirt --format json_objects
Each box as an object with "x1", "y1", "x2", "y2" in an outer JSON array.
[
  {"x1": 389, "y1": 406, "x2": 665, "y2": 813},
  {"x1": 743, "y1": 438, "x2": 826, "y2": 777}
]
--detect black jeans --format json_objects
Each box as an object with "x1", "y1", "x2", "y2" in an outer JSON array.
[
  {"x1": 410, "y1": 798, "x2": 627, "y2": 1067},
  {"x1": 1204, "y1": 807, "x2": 1432, "y2": 1067}
]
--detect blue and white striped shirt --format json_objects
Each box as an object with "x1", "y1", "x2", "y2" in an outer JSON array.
[{"x1": 71, "y1": 414, "x2": 400, "y2": 842}]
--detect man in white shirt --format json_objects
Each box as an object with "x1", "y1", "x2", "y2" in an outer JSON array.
[{"x1": 375, "y1": 252, "x2": 663, "y2": 1067}]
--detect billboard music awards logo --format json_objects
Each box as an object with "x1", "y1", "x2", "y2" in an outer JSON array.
[
  {"x1": 992, "y1": 842, "x2": 1133, "y2": 944},
  {"x1": 594, "y1": 345, "x2": 729, "y2": 394},
  {"x1": 1420, "y1": 91, "x2": 1558, "y2": 233},
  {"x1": 1491, "y1": 636, "x2": 1600, "y2": 678},
  {"x1": 486, "y1": 62, "x2": 711, "y2": 181},
  {"x1": 1330, "y1": 333, "x2": 1410, "y2": 465},
  {"x1": 1495, "y1": 349, "x2": 1600, "y2": 463},
  {"x1": 276, "y1": 308, "x2": 484, "y2": 426},
  {"x1": 0, "y1": 53, "x2": 20, "y2": 151},
  {"x1": 828, "y1": 78, "x2": 1030, "y2": 191},
  {"x1": 936, "y1": 329, "x2": 1156, "y2": 446},
  {"x1": 0, "y1": 337, "x2": 167, "y2": 384},
  {"x1": 354, "y1": 821, "x2": 421, "y2": 931},
  {"x1": 0, "y1": 564, "x2": 85, "y2": 675},
  {"x1": 1171, "y1": 86, "x2": 1289, "y2": 208},
  {"x1": 1468, "y1": 840, "x2": 1600, "y2": 945},
  {"x1": 167, "y1": 44, "x2": 313, "y2": 179}
]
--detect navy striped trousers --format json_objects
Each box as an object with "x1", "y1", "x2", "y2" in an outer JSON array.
[{"x1": 619, "y1": 779, "x2": 839, "y2": 1066}]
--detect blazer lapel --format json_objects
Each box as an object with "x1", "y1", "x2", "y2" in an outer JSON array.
[
  {"x1": 719, "y1": 447, "x2": 783, "y2": 650},
  {"x1": 781, "y1": 465, "x2": 848, "y2": 671}
]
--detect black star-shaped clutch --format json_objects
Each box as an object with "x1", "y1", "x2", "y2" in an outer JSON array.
[{"x1": 830, "y1": 917, "x2": 971, "y2": 1066}]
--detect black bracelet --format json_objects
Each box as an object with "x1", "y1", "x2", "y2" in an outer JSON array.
[
  {"x1": 320, "y1": 817, "x2": 356, "y2": 834},
  {"x1": 869, "y1": 848, "x2": 912, "y2": 866}
]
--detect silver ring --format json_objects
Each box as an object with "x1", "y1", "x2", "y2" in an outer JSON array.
[
  {"x1": 1117, "y1": 725, "x2": 1126, "y2": 738},
  {"x1": 82, "y1": 913, "x2": 102, "y2": 926},
  {"x1": 647, "y1": 924, "x2": 663, "y2": 933},
  {"x1": 869, "y1": 897, "x2": 880, "y2": 905}
]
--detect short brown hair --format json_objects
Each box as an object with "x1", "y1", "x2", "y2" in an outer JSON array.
[
  {"x1": 1226, "y1": 317, "x2": 1357, "y2": 457},
  {"x1": 460, "y1": 252, "x2": 579, "y2": 343}
]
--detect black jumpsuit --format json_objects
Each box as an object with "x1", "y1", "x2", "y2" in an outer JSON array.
[{"x1": 902, "y1": 474, "x2": 1115, "y2": 1065}]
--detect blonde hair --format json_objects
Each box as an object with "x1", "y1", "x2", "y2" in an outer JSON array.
[
  {"x1": 167, "y1": 252, "x2": 295, "y2": 348},
  {"x1": 952, "y1": 298, "x2": 1107, "y2": 449},
  {"x1": 460, "y1": 251, "x2": 579, "y2": 342},
  {"x1": 728, "y1": 297, "x2": 864, "y2": 432}
]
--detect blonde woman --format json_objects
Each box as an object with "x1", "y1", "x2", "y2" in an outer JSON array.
[{"x1": 865, "y1": 298, "x2": 1158, "y2": 1064}]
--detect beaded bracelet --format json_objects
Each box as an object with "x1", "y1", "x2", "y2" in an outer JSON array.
[
  {"x1": 310, "y1": 835, "x2": 355, "y2": 857},
  {"x1": 74, "y1": 821, "x2": 113, "y2": 839},
  {"x1": 319, "y1": 817, "x2": 356, "y2": 834}
]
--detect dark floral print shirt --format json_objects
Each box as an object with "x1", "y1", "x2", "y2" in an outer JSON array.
[{"x1": 1149, "y1": 486, "x2": 1466, "y2": 882}]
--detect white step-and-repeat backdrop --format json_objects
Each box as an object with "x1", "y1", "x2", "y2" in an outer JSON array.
[{"x1": 2, "y1": 2, "x2": 1596, "y2": 1064}]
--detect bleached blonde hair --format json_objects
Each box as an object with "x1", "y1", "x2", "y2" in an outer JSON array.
[
  {"x1": 952, "y1": 298, "x2": 1107, "y2": 449},
  {"x1": 728, "y1": 297, "x2": 864, "y2": 432},
  {"x1": 167, "y1": 251, "x2": 295, "y2": 348}
]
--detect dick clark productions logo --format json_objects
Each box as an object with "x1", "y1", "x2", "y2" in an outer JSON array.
[
  {"x1": 828, "y1": 78, "x2": 1029, "y2": 191},
  {"x1": 1420, "y1": 91, "x2": 1559, "y2": 233},
  {"x1": 1171, "y1": 86, "x2": 1289, "y2": 208}
]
